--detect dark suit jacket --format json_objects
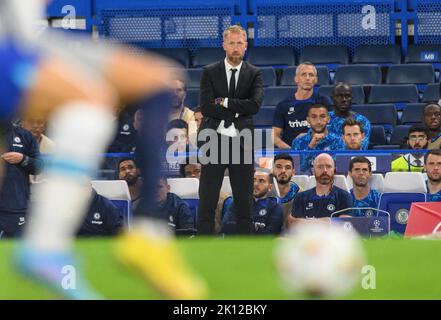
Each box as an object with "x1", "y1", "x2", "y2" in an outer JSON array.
[{"x1": 199, "y1": 60, "x2": 264, "y2": 133}]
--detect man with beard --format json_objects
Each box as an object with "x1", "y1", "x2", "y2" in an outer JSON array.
[
  {"x1": 118, "y1": 158, "x2": 142, "y2": 212},
  {"x1": 348, "y1": 157, "x2": 380, "y2": 217},
  {"x1": 424, "y1": 150, "x2": 441, "y2": 201},
  {"x1": 328, "y1": 83, "x2": 370, "y2": 150},
  {"x1": 272, "y1": 62, "x2": 332, "y2": 149},
  {"x1": 292, "y1": 103, "x2": 343, "y2": 173},
  {"x1": 289, "y1": 153, "x2": 352, "y2": 224},
  {"x1": 197, "y1": 24, "x2": 263, "y2": 235},
  {"x1": 221, "y1": 169, "x2": 283, "y2": 235},
  {"x1": 272, "y1": 153, "x2": 301, "y2": 229},
  {"x1": 422, "y1": 102, "x2": 441, "y2": 149},
  {"x1": 169, "y1": 79, "x2": 197, "y2": 146},
  {"x1": 391, "y1": 124, "x2": 428, "y2": 172},
  {"x1": 342, "y1": 118, "x2": 365, "y2": 150}
]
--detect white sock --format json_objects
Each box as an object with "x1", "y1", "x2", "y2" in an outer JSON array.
[{"x1": 24, "y1": 102, "x2": 116, "y2": 252}]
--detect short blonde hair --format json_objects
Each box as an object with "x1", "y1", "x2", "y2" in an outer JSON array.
[
  {"x1": 296, "y1": 62, "x2": 317, "y2": 77},
  {"x1": 223, "y1": 24, "x2": 247, "y2": 42}
]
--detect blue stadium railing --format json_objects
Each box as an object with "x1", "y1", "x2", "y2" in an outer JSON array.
[{"x1": 46, "y1": 0, "x2": 441, "y2": 56}]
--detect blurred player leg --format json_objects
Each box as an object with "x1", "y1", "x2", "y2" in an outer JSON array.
[
  {"x1": 114, "y1": 90, "x2": 207, "y2": 299},
  {"x1": 15, "y1": 56, "x2": 117, "y2": 300}
]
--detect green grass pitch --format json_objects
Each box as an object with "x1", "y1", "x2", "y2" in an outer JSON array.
[{"x1": 1, "y1": 237, "x2": 441, "y2": 299}]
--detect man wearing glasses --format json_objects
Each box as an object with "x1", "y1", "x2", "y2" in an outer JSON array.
[
  {"x1": 422, "y1": 102, "x2": 441, "y2": 149},
  {"x1": 391, "y1": 124, "x2": 428, "y2": 172}
]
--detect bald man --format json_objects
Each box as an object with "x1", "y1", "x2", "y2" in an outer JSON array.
[{"x1": 289, "y1": 153, "x2": 352, "y2": 225}]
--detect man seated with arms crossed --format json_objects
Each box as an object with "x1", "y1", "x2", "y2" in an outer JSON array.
[
  {"x1": 391, "y1": 124, "x2": 428, "y2": 172},
  {"x1": 292, "y1": 103, "x2": 343, "y2": 174},
  {"x1": 348, "y1": 156, "x2": 380, "y2": 217},
  {"x1": 272, "y1": 62, "x2": 332, "y2": 149},
  {"x1": 272, "y1": 153, "x2": 302, "y2": 229},
  {"x1": 342, "y1": 118, "x2": 365, "y2": 150},
  {"x1": 424, "y1": 149, "x2": 441, "y2": 201},
  {"x1": 328, "y1": 82, "x2": 370, "y2": 149},
  {"x1": 221, "y1": 169, "x2": 283, "y2": 235},
  {"x1": 288, "y1": 153, "x2": 353, "y2": 226}
]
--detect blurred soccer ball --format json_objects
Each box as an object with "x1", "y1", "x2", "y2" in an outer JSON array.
[{"x1": 275, "y1": 221, "x2": 366, "y2": 298}]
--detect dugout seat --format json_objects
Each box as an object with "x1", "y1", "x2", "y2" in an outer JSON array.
[
  {"x1": 389, "y1": 125, "x2": 411, "y2": 146},
  {"x1": 184, "y1": 89, "x2": 199, "y2": 109},
  {"x1": 91, "y1": 180, "x2": 132, "y2": 227},
  {"x1": 150, "y1": 48, "x2": 190, "y2": 68},
  {"x1": 263, "y1": 86, "x2": 295, "y2": 106},
  {"x1": 353, "y1": 45, "x2": 402, "y2": 65},
  {"x1": 299, "y1": 45, "x2": 349, "y2": 70},
  {"x1": 247, "y1": 47, "x2": 296, "y2": 66},
  {"x1": 291, "y1": 175, "x2": 309, "y2": 191},
  {"x1": 186, "y1": 68, "x2": 203, "y2": 88},
  {"x1": 379, "y1": 172, "x2": 427, "y2": 234},
  {"x1": 400, "y1": 104, "x2": 424, "y2": 125},
  {"x1": 259, "y1": 67, "x2": 277, "y2": 87},
  {"x1": 167, "y1": 178, "x2": 199, "y2": 228},
  {"x1": 422, "y1": 83, "x2": 440, "y2": 102},
  {"x1": 192, "y1": 48, "x2": 225, "y2": 68},
  {"x1": 334, "y1": 65, "x2": 382, "y2": 85},
  {"x1": 368, "y1": 84, "x2": 419, "y2": 110}
]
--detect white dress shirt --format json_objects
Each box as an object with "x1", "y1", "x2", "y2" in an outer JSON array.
[{"x1": 216, "y1": 58, "x2": 242, "y2": 137}]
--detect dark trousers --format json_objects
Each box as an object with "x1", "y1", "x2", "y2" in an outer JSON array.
[
  {"x1": 0, "y1": 212, "x2": 26, "y2": 238},
  {"x1": 197, "y1": 132, "x2": 254, "y2": 234}
]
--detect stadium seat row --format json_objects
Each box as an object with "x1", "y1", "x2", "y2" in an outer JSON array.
[
  {"x1": 185, "y1": 65, "x2": 439, "y2": 89},
  {"x1": 185, "y1": 84, "x2": 440, "y2": 110},
  {"x1": 151, "y1": 44, "x2": 441, "y2": 69}
]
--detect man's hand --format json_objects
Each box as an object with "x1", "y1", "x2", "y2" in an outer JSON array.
[
  {"x1": 1, "y1": 152, "x2": 24, "y2": 164},
  {"x1": 308, "y1": 133, "x2": 326, "y2": 149},
  {"x1": 214, "y1": 97, "x2": 225, "y2": 106}
]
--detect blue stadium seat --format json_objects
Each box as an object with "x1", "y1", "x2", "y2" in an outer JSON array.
[
  {"x1": 352, "y1": 104, "x2": 397, "y2": 133},
  {"x1": 318, "y1": 85, "x2": 365, "y2": 105},
  {"x1": 186, "y1": 68, "x2": 203, "y2": 88},
  {"x1": 263, "y1": 86, "x2": 295, "y2": 106},
  {"x1": 247, "y1": 47, "x2": 296, "y2": 66},
  {"x1": 192, "y1": 48, "x2": 225, "y2": 68},
  {"x1": 379, "y1": 172, "x2": 428, "y2": 234},
  {"x1": 353, "y1": 45, "x2": 402, "y2": 65},
  {"x1": 334, "y1": 65, "x2": 382, "y2": 85},
  {"x1": 405, "y1": 44, "x2": 441, "y2": 64},
  {"x1": 400, "y1": 104, "x2": 424, "y2": 125},
  {"x1": 254, "y1": 107, "x2": 275, "y2": 127},
  {"x1": 379, "y1": 193, "x2": 426, "y2": 234},
  {"x1": 386, "y1": 64, "x2": 435, "y2": 85},
  {"x1": 368, "y1": 84, "x2": 419, "y2": 110},
  {"x1": 422, "y1": 83, "x2": 440, "y2": 102},
  {"x1": 390, "y1": 125, "x2": 412, "y2": 145},
  {"x1": 280, "y1": 66, "x2": 330, "y2": 86},
  {"x1": 299, "y1": 45, "x2": 349, "y2": 70},
  {"x1": 184, "y1": 89, "x2": 199, "y2": 109},
  {"x1": 369, "y1": 125, "x2": 387, "y2": 147},
  {"x1": 150, "y1": 48, "x2": 190, "y2": 68},
  {"x1": 260, "y1": 67, "x2": 277, "y2": 87}
]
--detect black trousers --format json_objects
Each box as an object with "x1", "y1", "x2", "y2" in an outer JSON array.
[
  {"x1": 197, "y1": 132, "x2": 254, "y2": 235},
  {"x1": 0, "y1": 212, "x2": 27, "y2": 238}
]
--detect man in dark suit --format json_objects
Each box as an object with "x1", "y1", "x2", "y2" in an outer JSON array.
[{"x1": 197, "y1": 25, "x2": 264, "y2": 234}]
